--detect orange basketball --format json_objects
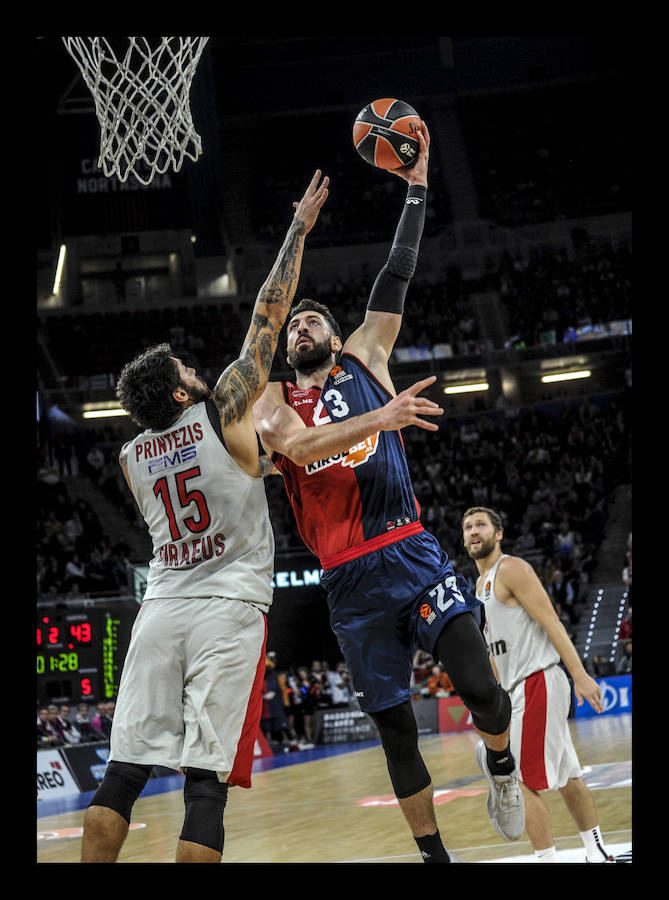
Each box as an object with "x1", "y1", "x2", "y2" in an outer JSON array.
[{"x1": 353, "y1": 98, "x2": 421, "y2": 170}]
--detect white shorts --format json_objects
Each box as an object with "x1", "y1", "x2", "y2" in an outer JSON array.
[
  {"x1": 109, "y1": 596, "x2": 267, "y2": 787},
  {"x1": 508, "y1": 664, "x2": 583, "y2": 792}
]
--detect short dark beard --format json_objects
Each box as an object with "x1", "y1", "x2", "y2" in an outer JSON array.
[
  {"x1": 466, "y1": 536, "x2": 497, "y2": 560},
  {"x1": 287, "y1": 338, "x2": 333, "y2": 375},
  {"x1": 183, "y1": 379, "x2": 212, "y2": 404}
]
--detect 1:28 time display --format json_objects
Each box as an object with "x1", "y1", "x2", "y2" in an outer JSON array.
[
  {"x1": 36, "y1": 611, "x2": 100, "y2": 703},
  {"x1": 36, "y1": 651, "x2": 80, "y2": 674},
  {"x1": 36, "y1": 602, "x2": 136, "y2": 705}
]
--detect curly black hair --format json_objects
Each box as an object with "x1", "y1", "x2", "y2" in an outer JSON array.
[{"x1": 116, "y1": 343, "x2": 182, "y2": 431}]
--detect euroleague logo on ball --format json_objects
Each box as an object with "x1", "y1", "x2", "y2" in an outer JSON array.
[{"x1": 353, "y1": 98, "x2": 421, "y2": 170}]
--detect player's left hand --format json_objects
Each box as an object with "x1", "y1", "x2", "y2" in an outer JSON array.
[
  {"x1": 292, "y1": 169, "x2": 330, "y2": 234},
  {"x1": 378, "y1": 374, "x2": 443, "y2": 432},
  {"x1": 573, "y1": 672, "x2": 604, "y2": 713},
  {"x1": 391, "y1": 120, "x2": 429, "y2": 188}
]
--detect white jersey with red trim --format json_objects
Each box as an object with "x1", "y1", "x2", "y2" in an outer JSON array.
[
  {"x1": 477, "y1": 554, "x2": 559, "y2": 692},
  {"x1": 125, "y1": 400, "x2": 274, "y2": 609}
]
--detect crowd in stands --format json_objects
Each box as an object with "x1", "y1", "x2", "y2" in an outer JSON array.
[
  {"x1": 37, "y1": 379, "x2": 629, "y2": 671},
  {"x1": 247, "y1": 105, "x2": 451, "y2": 251},
  {"x1": 244, "y1": 78, "x2": 629, "y2": 244},
  {"x1": 37, "y1": 700, "x2": 114, "y2": 748},
  {"x1": 37, "y1": 303, "x2": 247, "y2": 381},
  {"x1": 37, "y1": 238, "x2": 631, "y2": 388},
  {"x1": 266, "y1": 388, "x2": 630, "y2": 638},
  {"x1": 37, "y1": 658, "x2": 360, "y2": 752},
  {"x1": 457, "y1": 78, "x2": 630, "y2": 228},
  {"x1": 37, "y1": 73, "x2": 631, "y2": 759},
  {"x1": 493, "y1": 239, "x2": 631, "y2": 350},
  {"x1": 260, "y1": 654, "x2": 356, "y2": 750},
  {"x1": 37, "y1": 504, "x2": 632, "y2": 753},
  {"x1": 37, "y1": 443, "x2": 135, "y2": 602},
  {"x1": 293, "y1": 237, "x2": 631, "y2": 361},
  {"x1": 254, "y1": 651, "x2": 458, "y2": 753},
  {"x1": 40, "y1": 569, "x2": 632, "y2": 752}
]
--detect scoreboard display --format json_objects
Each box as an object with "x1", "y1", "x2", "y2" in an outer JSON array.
[{"x1": 36, "y1": 601, "x2": 137, "y2": 705}]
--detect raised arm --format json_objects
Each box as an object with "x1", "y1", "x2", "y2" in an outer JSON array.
[
  {"x1": 343, "y1": 122, "x2": 430, "y2": 388},
  {"x1": 212, "y1": 170, "x2": 329, "y2": 428},
  {"x1": 254, "y1": 375, "x2": 443, "y2": 467}
]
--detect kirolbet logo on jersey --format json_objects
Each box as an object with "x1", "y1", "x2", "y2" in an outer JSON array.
[
  {"x1": 342, "y1": 434, "x2": 379, "y2": 468},
  {"x1": 305, "y1": 433, "x2": 379, "y2": 474}
]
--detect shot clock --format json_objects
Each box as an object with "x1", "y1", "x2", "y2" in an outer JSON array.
[{"x1": 36, "y1": 601, "x2": 137, "y2": 705}]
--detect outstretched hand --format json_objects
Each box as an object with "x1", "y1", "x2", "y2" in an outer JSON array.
[
  {"x1": 378, "y1": 375, "x2": 443, "y2": 432},
  {"x1": 292, "y1": 169, "x2": 330, "y2": 234}
]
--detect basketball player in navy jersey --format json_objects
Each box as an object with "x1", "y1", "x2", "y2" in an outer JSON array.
[
  {"x1": 79, "y1": 170, "x2": 331, "y2": 863},
  {"x1": 254, "y1": 123, "x2": 525, "y2": 862}
]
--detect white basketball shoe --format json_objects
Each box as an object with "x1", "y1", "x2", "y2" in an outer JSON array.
[{"x1": 475, "y1": 740, "x2": 526, "y2": 841}]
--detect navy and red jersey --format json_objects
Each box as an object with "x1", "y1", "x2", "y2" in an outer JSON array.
[{"x1": 271, "y1": 352, "x2": 424, "y2": 570}]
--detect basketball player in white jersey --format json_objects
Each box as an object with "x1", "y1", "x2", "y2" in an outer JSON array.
[
  {"x1": 79, "y1": 170, "x2": 330, "y2": 863},
  {"x1": 462, "y1": 506, "x2": 617, "y2": 863}
]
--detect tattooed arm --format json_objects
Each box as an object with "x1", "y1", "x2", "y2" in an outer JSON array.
[{"x1": 211, "y1": 170, "x2": 329, "y2": 475}]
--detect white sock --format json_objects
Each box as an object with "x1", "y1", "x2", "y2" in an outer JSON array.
[
  {"x1": 580, "y1": 825, "x2": 610, "y2": 861},
  {"x1": 535, "y1": 846, "x2": 558, "y2": 862}
]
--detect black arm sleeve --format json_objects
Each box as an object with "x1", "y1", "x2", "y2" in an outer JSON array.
[{"x1": 366, "y1": 183, "x2": 427, "y2": 315}]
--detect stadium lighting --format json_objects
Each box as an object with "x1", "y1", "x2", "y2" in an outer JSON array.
[
  {"x1": 53, "y1": 244, "x2": 66, "y2": 295},
  {"x1": 541, "y1": 370, "x2": 591, "y2": 383},
  {"x1": 444, "y1": 382, "x2": 489, "y2": 395},
  {"x1": 82, "y1": 408, "x2": 128, "y2": 419}
]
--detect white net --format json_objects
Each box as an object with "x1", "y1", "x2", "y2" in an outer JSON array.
[{"x1": 62, "y1": 36, "x2": 210, "y2": 185}]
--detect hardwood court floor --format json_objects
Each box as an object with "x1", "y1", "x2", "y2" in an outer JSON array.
[{"x1": 37, "y1": 713, "x2": 632, "y2": 864}]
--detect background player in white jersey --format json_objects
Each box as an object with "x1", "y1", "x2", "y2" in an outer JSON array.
[
  {"x1": 462, "y1": 506, "x2": 616, "y2": 863},
  {"x1": 79, "y1": 170, "x2": 330, "y2": 863}
]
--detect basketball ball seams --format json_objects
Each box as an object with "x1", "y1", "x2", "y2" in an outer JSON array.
[
  {"x1": 353, "y1": 97, "x2": 421, "y2": 170},
  {"x1": 389, "y1": 115, "x2": 421, "y2": 133},
  {"x1": 374, "y1": 137, "x2": 404, "y2": 169},
  {"x1": 352, "y1": 121, "x2": 373, "y2": 148},
  {"x1": 370, "y1": 98, "x2": 397, "y2": 119}
]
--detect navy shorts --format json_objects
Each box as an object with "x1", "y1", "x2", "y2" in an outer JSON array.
[{"x1": 321, "y1": 531, "x2": 483, "y2": 714}]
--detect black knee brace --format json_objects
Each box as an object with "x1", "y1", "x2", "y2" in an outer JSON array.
[
  {"x1": 435, "y1": 612, "x2": 512, "y2": 736},
  {"x1": 89, "y1": 760, "x2": 153, "y2": 823},
  {"x1": 466, "y1": 681, "x2": 511, "y2": 736},
  {"x1": 180, "y1": 768, "x2": 229, "y2": 854},
  {"x1": 369, "y1": 701, "x2": 431, "y2": 800}
]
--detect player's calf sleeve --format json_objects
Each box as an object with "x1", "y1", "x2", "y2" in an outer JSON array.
[
  {"x1": 435, "y1": 612, "x2": 512, "y2": 736},
  {"x1": 180, "y1": 768, "x2": 229, "y2": 854},
  {"x1": 368, "y1": 700, "x2": 432, "y2": 799},
  {"x1": 88, "y1": 760, "x2": 153, "y2": 823}
]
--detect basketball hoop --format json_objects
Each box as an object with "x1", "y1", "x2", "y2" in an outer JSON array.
[{"x1": 61, "y1": 36, "x2": 210, "y2": 186}]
